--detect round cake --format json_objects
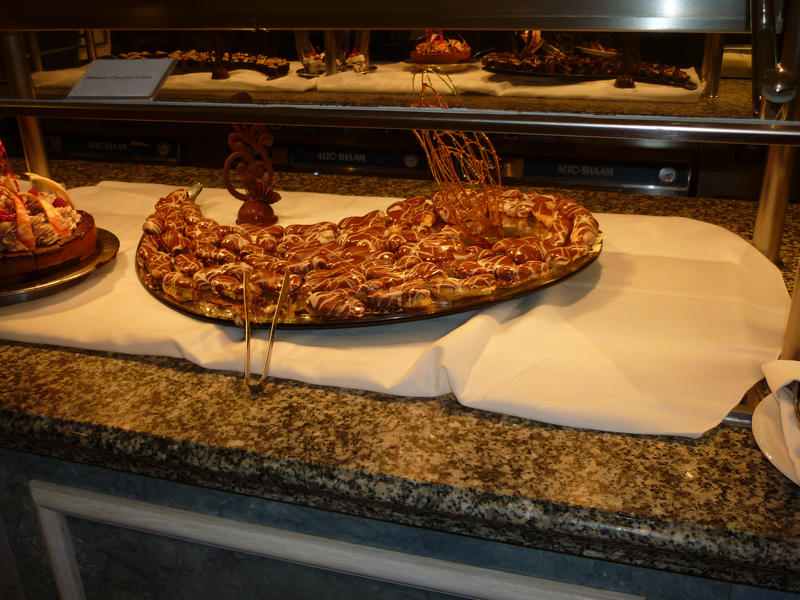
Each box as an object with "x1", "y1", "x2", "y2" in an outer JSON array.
[
  {"x1": 1, "y1": 175, "x2": 98, "y2": 284},
  {"x1": 409, "y1": 30, "x2": 471, "y2": 64}
]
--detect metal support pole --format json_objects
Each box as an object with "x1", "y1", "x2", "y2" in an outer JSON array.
[
  {"x1": 24, "y1": 31, "x2": 42, "y2": 72},
  {"x1": 752, "y1": 0, "x2": 799, "y2": 262},
  {"x1": 324, "y1": 30, "x2": 337, "y2": 75},
  {"x1": 0, "y1": 32, "x2": 50, "y2": 178},
  {"x1": 751, "y1": 0, "x2": 778, "y2": 115},
  {"x1": 783, "y1": 262, "x2": 800, "y2": 360},
  {"x1": 83, "y1": 30, "x2": 97, "y2": 62},
  {"x1": 701, "y1": 33, "x2": 724, "y2": 98},
  {"x1": 752, "y1": 144, "x2": 795, "y2": 262},
  {"x1": 356, "y1": 30, "x2": 370, "y2": 67}
]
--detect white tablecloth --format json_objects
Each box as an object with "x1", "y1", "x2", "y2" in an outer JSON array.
[
  {"x1": 33, "y1": 63, "x2": 703, "y2": 102},
  {"x1": 0, "y1": 182, "x2": 788, "y2": 437},
  {"x1": 33, "y1": 62, "x2": 317, "y2": 94},
  {"x1": 317, "y1": 63, "x2": 704, "y2": 103}
]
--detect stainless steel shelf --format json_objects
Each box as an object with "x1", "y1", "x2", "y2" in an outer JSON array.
[
  {"x1": 2, "y1": 98, "x2": 799, "y2": 146},
  {"x1": 3, "y1": 0, "x2": 749, "y2": 32}
]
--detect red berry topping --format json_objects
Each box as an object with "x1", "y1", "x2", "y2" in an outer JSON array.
[
  {"x1": 0, "y1": 209, "x2": 15, "y2": 222},
  {"x1": 53, "y1": 198, "x2": 68, "y2": 208}
]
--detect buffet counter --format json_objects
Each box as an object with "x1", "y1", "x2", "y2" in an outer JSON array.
[
  {"x1": 2, "y1": 161, "x2": 800, "y2": 599},
  {"x1": 30, "y1": 61, "x2": 706, "y2": 107},
  {"x1": 28, "y1": 64, "x2": 755, "y2": 121}
]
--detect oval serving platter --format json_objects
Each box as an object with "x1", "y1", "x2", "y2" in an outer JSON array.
[
  {"x1": 135, "y1": 235, "x2": 601, "y2": 330},
  {"x1": 482, "y1": 64, "x2": 698, "y2": 90}
]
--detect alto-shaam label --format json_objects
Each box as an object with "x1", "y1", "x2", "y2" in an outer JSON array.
[
  {"x1": 524, "y1": 159, "x2": 690, "y2": 189},
  {"x1": 288, "y1": 147, "x2": 426, "y2": 172}
]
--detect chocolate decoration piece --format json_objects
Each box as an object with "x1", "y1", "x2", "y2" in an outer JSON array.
[
  {"x1": 222, "y1": 111, "x2": 280, "y2": 227},
  {"x1": 237, "y1": 192, "x2": 281, "y2": 226},
  {"x1": 211, "y1": 34, "x2": 230, "y2": 80}
]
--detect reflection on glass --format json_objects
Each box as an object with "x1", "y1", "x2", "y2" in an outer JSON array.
[{"x1": 14, "y1": 28, "x2": 762, "y2": 122}]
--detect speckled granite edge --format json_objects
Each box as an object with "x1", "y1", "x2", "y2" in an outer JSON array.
[
  {"x1": 2, "y1": 408, "x2": 797, "y2": 592},
  {"x1": 1, "y1": 337, "x2": 799, "y2": 592}
]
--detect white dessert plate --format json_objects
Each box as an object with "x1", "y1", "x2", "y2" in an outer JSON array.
[{"x1": 751, "y1": 393, "x2": 800, "y2": 485}]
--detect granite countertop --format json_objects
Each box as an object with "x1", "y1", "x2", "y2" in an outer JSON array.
[{"x1": 2, "y1": 160, "x2": 800, "y2": 593}]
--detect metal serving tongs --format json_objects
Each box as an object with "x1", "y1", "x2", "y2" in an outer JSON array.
[
  {"x1": 792, "y1": 380, "x2": 800, "y2": 429},
  {"x1": 243, "y1": 269, "x2": 291, "y2": 394},
  {"x1": 187, "y1": 182, "x2": 203, "y2": 202}
]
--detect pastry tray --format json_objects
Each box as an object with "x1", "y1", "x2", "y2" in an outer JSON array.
[
  {"x1": 482, "y1": 65, "x2": 612, "y2": 84},
  {"x1": 135, "y1": 235, "x2": 602, "y2": 330},
  {"x1": 0, "y1": 229, "x2": 120, "y2": 306},
  {"x1": 482, "y1": 65, "x2": 698, "y2": 89}
]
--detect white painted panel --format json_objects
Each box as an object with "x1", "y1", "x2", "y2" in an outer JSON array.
[
  {"x1": 30, "y1": 480, "x2": 642, "y2": 600},
  {"x1": 34, "y1": 502, "x2": 86, "y2": 600}
]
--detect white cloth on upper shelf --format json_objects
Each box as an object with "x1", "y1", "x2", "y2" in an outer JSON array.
[
  {"x1": 162, "y1": 62, "x2": 316, "y2": 93},
  {"x1": 32, "y1": 62, "x2": 317, "y2": 94},
  {"x1": 317, "y1": 63, "x2": 704, "y2": 102},
  {"x1": 0, "y1": 182, "x2": 788, "y2": 437},
  {"x1": 32, "y1": 63, "x2": 704, "y2": 102}
]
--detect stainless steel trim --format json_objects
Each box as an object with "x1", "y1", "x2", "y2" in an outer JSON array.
[
  {"x1": 83, "y1": 30, "x2": 97, "y2": 62},
  {"x1": 783, "y1": 0, "x2": 800, "y2": 76},
  {"x1": 3, "y1": 0, "x2": 750, "y2": 32},
  {"x1": 751, "y1": 0, "x2": 779, "y2": 114},
  {"x1": 724, "y1": 377, "x2": 771, "y2": 426},
  {"x1": 752, "y1": 144, "x2": 795, "y2": 261},
  {"x1": 752, "y1": 0, "x2": 799, "y2": 261},
  {"x1": 702, "y1": 33, "x2": 725, "y2": 98},
  {"x1": 3, "y1": 98, "x2": 800, "y2": 146},
  {"x1": 324, "y1": 30, "x2": 337, "y2": 76},
  {"x1": 24, "y1": 31, "x2": 42, "y2": 72}
]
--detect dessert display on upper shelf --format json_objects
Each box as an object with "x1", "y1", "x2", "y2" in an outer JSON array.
[
  {"x1": 344, "y1": 49, "x2": 368, "y2": 73},
  {"x1": 135, "y1": 187, "x2": 601, "y2": 326},
  {"x1": 409, "y1": 30, "x2": 472, "y2": 64},
  {"x1": 116, "y1": 50, "x2": 290, "y2": 79},
  {"x1": 300, "y1": 49, "x2": 328, "y2": 76},
  {"x1": 481, "y1": 30, "x2": 697, "y2": 89},
  {"x1": 300, "y1": 47, "x2": 373, "y2": 76},
  {"x1": 0, "y1": 149, "x2": 97, "y2": 283}
]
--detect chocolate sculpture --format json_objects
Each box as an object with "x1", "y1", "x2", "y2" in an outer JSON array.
[{"x1": 222, "y1": 121, "x2": 281, "y2": 227}]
